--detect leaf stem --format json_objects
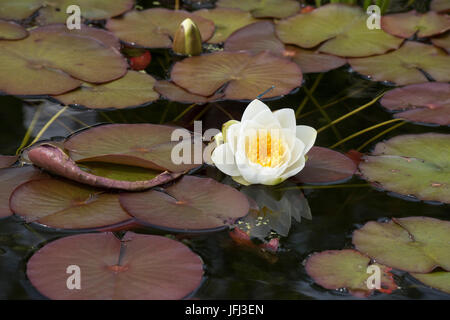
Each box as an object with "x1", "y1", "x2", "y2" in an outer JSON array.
[
  {"x1": 356, "y1": 120, "x2": 406, "y2": 151},
  {"x1": 16, "y1": 105, "x2": 43, "y2": 155},
  {"x1": 172, "y1": 103, "x2": 197, "y2": 122},
  {"x1": 296, "y1": 73, "x2": 323, "y2": 118},
  {"x1": 27, "y1": 106, "x2": 68, "y2": 148}
]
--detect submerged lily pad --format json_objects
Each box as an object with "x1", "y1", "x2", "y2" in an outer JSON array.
[
  {"x1": 411, "y1": 271, "x2": 450, "y2": 294},
  {"x1": 106, "y1": 8, "x2": 214, "y2": 48},
  {"x1": 171, "y1": 51, "x2": 302, "y2": 100},
  {"x1": 431, "y1": 32, "x2": 450, "y2": 53},
  {"x1": 381, "y1": 10, "x2": 450, "y2": 38},
  {"x1": 119, "y1": 176, "x2": 250, "y2": 232},
  {"x1": 10, "y1": 177, "x2": 132, "y2": 230},
  {"x1": 349, "y1": 41, "x2": 450, "y2": 85},
  {"x1": 0, "y1": 155, "x2": 18, "y2": 168},
  {"x1": 359, "y1": 133, "x2": 450, "y2": 203},
  {"x1": 27, "y1": 232, "x2": 204, "y2": 299},
  {"x1": 155, "y1": 81, "x2": 223, "y2": 104},
  {"x1": 380, "y1": 82, "x2": 450, "y2": 126},
  {"x1": 216, "y1": 0, "x2": 300, "y2": 18},
  {"x1": 52, "y1": 71, "x2": 159, "y2": 109},
  {"x1": 0, "y1": 20, "x2": 28, "y2": 40},
  {"x1": 353, "y1": 217, "x2": 450, "y2": 273},
  {"x1": 0, "y1": 25, "x2": 127, "y2": 96},
  {"x1": 431, "y1": 0, "x2": 450, "y2": 13},
  {"x1": 276, "y1": 4, "x2": 402, "y2": 57}
]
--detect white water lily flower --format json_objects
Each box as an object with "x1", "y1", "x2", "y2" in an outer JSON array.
[{"x1": 211, "y1": 99, "x2": 317, "y2": 185}]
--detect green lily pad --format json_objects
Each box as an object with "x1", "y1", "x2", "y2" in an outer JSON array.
[
  {"x1": 381, "y1": 10, "x2": 450, "y2": 38},
  {"x1": 193, "y1": 8, "x2": 257, "y2": 44},
  {"x1": 52, "y1": 71, "x2": 159, "y2": 110},
  {"x1": 0, "y1": 25, "x2": 127, "y2": 96},
  {"x1": 216, "y1": 0, "x2": 300, "y2": 18},
  {"x1": 353, "y1": 217, "x2": 450, "y2": 273},
  {"x1": 380, "y1": 82, "x2": 450, "y2": 126},
  {"x1": 0, "y1": 155, "x2": 18, "y2": 168},
  {"x1": 0, "y1": 0, "x2": 42, "y2": 20},
  {"x1": 0, "y1": 19, "x2": 28, "y2": 40},
  {"x1": 431, "y1": 32, "x2": 450, "y2": 53},
  {"x1": 10, "y1": 177, "x2": 133, "y2": 230},
  {"x1": 119, "y1": 175, "x2": 250, "y2": 232},
  {"x1": 26, "y1": 232, "x2": 204, "y2": 299},
  {"x1": 349, "y1": 41, "x2": 450, "y2": 85},
  {"x1": 171, "y1": 51, "x2": 302, "y2": 100},
  {"x1": 359, "y1": 133, "x2": 450, "y2": 203},
  {"x1": 155, "y1": 80, "x2": 223, "y2": 104},
  {"x1": 276, "y1": 4, "x2": 402, "y2": 57},
  {"x1": 410, "y1": 271, "x2": 450, "y2": 294},
  {"x1": 64, "y1": 123, "x2": 201, "y2": 173},
  {"x1": 431, "y1": 0, "x2": 450, "y2": 13},
  {"x1": 106, "y1": 8, "x2": 215, "y2": 48}
]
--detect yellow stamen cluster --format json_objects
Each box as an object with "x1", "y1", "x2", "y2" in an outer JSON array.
[{"x1": 245, "y1": 129, "x2": 285, "y2": 167}]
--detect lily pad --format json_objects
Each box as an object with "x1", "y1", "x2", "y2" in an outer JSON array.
[
  {"x1": 64, "y1": 123, "x2": 201, "y2": 173},
  {"x1": 380, "y1": 82, "x2": 450, "y2": 126},
  {"x1": 0, "y1": 0, "x2": 42, "y2": 20},
  {"x1": 193, "y1": 8, "x2": 257, "y2": 44},
  {"x1": 171, "y1": 51, "x2": 302, "y2": 100},
  {"x1": 0, "y1": 25, "x2": 127, "y2": 96},
  {"x1": 216, "y1": 0, "x2": 300, "y2": 18},
  {"x1": 353, "y1": 217, "x2": 450, "y2": 273},
  {"x1": 106, "y1": 8, "x2": 215, "y2": 48},
  {"x1": 359, "y1": 133, "x2": 450, "y2": 203},
  {"x1": 28, "y1": 144, "x2": 181, "y2": 191},
  {"x1": 155, "y1": 80, "x2": 223, "y2": 104},
  {"x1": 431, "y1": 32, "x2": 450, "y2": 53},
  {"x1": 431, "y1": 0, "x2": 450, "y2": 13},
  {"x1": 0, "y1": 155, "x2": 18, "y2": 168},
  {"x1": 119, "y1": 175, "x2": 250, "y2": 232},
  {"x1": 305, "y1": 249, "x2": 398, "y2": 296},
  {"x1": 0, "y1": 20, "x2": 28, "y2": 40},
  {"x1": 410, "y1": 271, "x2": 450, "y2": 294},
  {"x1": 276, "y1": 4, "x2": 402, "y2": 57},
  {"x1": 349, "y1": 41, "x2": 450, "y2": 85},
  {"x1": 52, "y1": 71, "x2": 159, "y2": 109},
  {"x1": 294, "y1": 147, "x2": 356, "y2": 184},
  {"x1": 26, "y1": 232, "x2": 204, "y2": 299},
  {"x1": 10, "y1": 177, "x2": 133, "y2": 230}
]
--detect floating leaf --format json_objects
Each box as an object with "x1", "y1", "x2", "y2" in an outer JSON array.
[
  {"x1": 26, "y1": 232, "x2": 204, "y2": 299},
  {"x1": 381, "y1": 10, "x2": 450, "y2": 38},
  {"x1": 294, "y1": 147, "x2": 356, "y2": 184},
  {"x1": 349, "y1": 41, "x2": 450, "y2": 85},
  {"x1": 276, "y1": 4, "x2": 402, "y2": 57},
  {"x1": 0, "y1": 25, "x2": 127, "y2": 96},
  {"x1": 106, "y1": 8, "x2": 214, "y2": 48},
  {"x1": 431, "y1": 32, "x2": 450, "y2": 53},
  {"x1": 171, "y1": 51, "x2": 302, "y2": 100},
  {"x1": 285, "y1": 46, "x2": 347, "y2": 74},
  {"x1": 52, "y1": 71, "x2": 159, "y2": 110},
  {"x1": 431, "y1": 0, "x2": 450, "y2": 13},
  {"x1": 359, "y1": 133, "x2": 450, "y2": 203},
  {"x1": 0, "y1": 19, "x2": 28, "y2": 40},
  {"x1": 10, "y1": 177, "x2": 132, "y2": 230},
  {"x1": 0, "y1": 155, "x2": 18, "y2": 168},
  {"x1": 410, "y1": 271, "x2": 450, "y2": 294},
  {"x1": 380, "y1": 82, "x2": 450, "y2": 126},
  {"x1": 353, "y1": 217, "x2": 450, "y2": 273},
  {"x1": 64, "y1": 123, "x2": 201, "y2": 173},
  {"x1": 155, "y1": 80, "x2": 223, "y2": 104},
  {"x1": 216, "y1": 0, "x2": 300, "y2": 18},
  {"x1": 0, "y1": 0, "x2": 42, "y2": 20},
  {"x1": 119, "y1": 176, "x2": 250, "y2": 232}
]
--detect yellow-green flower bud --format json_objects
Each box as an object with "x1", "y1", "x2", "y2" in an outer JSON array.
[{"x1": 172, "y1": 18, "x2": 203, "y2": 56}]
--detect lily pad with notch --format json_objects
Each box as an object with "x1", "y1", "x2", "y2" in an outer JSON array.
[
  {"x1": 216, "y1": 0, "x2": 300, "y2": 19},
  {"x1": 155, "y1": 80, "x2": 223, "y2": 104}
]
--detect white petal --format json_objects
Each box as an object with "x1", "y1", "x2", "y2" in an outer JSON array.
[
  {"x1": 232, "y1": 175, "x2": 251, "y2": 186},
  {"x1": 287, "y1": 138, "x2": 305, "y2": 167},
  {"x1": 273, "y1": 108, "x2": 296, "y2": 131},
  {"x1": 296, "y1": 125, "x2": 317, "y2": 155},
  {"x1": 280, "y1": 155, "x2": 306, "y2": 180},
  {"x1": 241, "y1": 99, "x2": 271, "y2": 122},
  {"x1": 226, "y1": 123, "x2": 241, "y2": 153},
  {"x1": 211, "y1": 143, "x2": 240, "y2": 176},
  {"x1": 252, "y1": 109, "x2": 280, "y2": 128}
]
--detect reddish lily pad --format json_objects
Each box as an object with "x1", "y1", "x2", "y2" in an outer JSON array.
[
  {"x1": 10, "y1": 177, "x2": 132, "y2": 230},
  {"x1": 349, "y1": 41, "x2": 450, "y2": 85},
  {"x1": 431, "y1": 32, "x2": 450, "y2": 53},
  {"x1": 0, "y1": 155, "x2": 18, "y2": 168},
  {"x1": 64, "y1": 123, "x2": 201, "y2": 173},
  {"x1": 359, "y1": 133, "x2": 450, "y2": 203},
  {"x1": 431, "y1": 0, "x2": 450, "y2": 13},
  {"x1": 353, "y1": 217, "x2": 450, "y2": 273},
  {"x1": 381, "y1": 10, "x2": 450, "y2": 38},
  {"x1": 26, "y1": 232, "x2": 204, "y2": 299},
  {"x1": 52, "y1": 71, "x2": 159, "y2": 110},
  {"x1": 216, "y1": 0, "x2": 300, "y2": 18},
  {"x1": 106, "y1": 8, "x2": 214, "y2": 48},
  {"x1": 119, "y1": 175, "x2": 250, "y2": 232},
  {"x1": 0, "y1": 20, "x2": 28, "y2": 40},
  {"x1": 380, "y1": 82, "x2": 450, "y2": 126},
  {"x1": 294, "y1": 147, "x2": 356, "y2": 184},
  {"x1": 411, "y1": 271, "x2": 450, "y2": 294},
  {"x1": 155, "y1": 80, "x2": 223, "y2": 104},
  {"x1": 171, "y1": 51, "x2": 302, "y2": 100}
]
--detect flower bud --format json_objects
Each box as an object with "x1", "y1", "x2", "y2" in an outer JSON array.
[{"x1": 172, "y1": 18, "x2": 203, "y2": 56}]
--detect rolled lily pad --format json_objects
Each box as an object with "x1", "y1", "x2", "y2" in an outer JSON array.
[
  {"x1": 353, "y1": 217, "x2": 450, "y2": 273},
  {"x1": 28, "y1": 144, "x2": 181, "y2": 191},
  {"x1": 193, "y1": 8, "x2": 257, "y2": 44},
  {"x1": 349, "y1": 41, "x2": 450, "y2": 85},
  {"x1": 359, "y1": 133, "x2": 450, "y2": 203},
  {"x1": 431, "y1": 32, "x2": 450, "y2": 53},
  {"x1": 0, "y1": 155, "x2": 18, "y2": 168},
  {"x1": 411, "y1": 272, "x2": 450, "y2": 294},
  {"x1": 171, "y1": 51, "x2": 302, "y2": 100},
  {"x1": 276, "y1": 4, "x2": 402, "y2": 57},
  {"x1": 106, "y1": 8, "x2": 215, "y2": 48},
  {"x1": 295, "y1": 147, "x2": 356, "y2": 184},
  {"x1": 305, "y1": 249, "x2": 398, "y2": 296},
  {"x1": 381, "y1": 10, "x2": 450, "y2": 38},
  {"x1": 10, "y1": 177, "x2": 132, "y2": 230},
  {"x1": 155, "y1": 80, "x2": 223, "y2": 104},
  {"x1": 0, "y1": 166, "x2": 48, "y2": 218},
  {"x1": 0, "y1": 20, "x2": 28, "y2": 40},
  {"x1": 216, "y1": 0, "x2": 300, "y2": 18},
  {"x1": 0, "y1": 25, "x2": 127, "y2": 96},
  {"x1": 119, "y1": 175, "x2": 250, "y2": 232},
  {"x1": 431, "y1": 0, "x2": 450, "y2": 13},
  {"x1": 52, "y1": 71, "x2": 159, "y2": 110},
  {"x1": 380, "y1": 82, "x2": 450, "y2": 126},
  {"x1": 26, "y1": 232, "x2": 204, "y2": 299},
  {"x1": 64, "y1": 123, "x2": 201, "y2": 173}
]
